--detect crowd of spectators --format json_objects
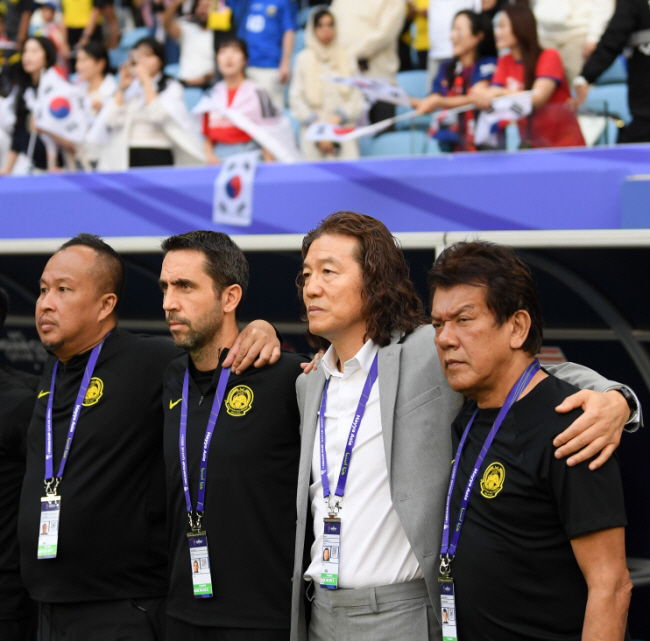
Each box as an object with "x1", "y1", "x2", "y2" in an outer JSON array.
[{"x1": 0, "y1": 0, "x2": 647, "y2": 174}]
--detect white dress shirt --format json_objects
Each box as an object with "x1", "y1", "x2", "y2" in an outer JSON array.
[{"x1": 305, "y1": 340, "x2": 422, "y2": 589}]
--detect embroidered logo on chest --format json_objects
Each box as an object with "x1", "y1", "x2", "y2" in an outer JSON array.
[
  {"x1": 225, "y1": 385, "x2": 254, "y2": 416},
  {"x1": 480, "y1": 462, "x2": 505, "y2": 499},
  {"x1": 82, "y1": 377, "x2": 104, "y2": 406}
]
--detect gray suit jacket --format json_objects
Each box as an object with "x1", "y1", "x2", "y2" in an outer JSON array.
[{"x1": 290, "y1": 325, "x2": 627, "y2": 641}]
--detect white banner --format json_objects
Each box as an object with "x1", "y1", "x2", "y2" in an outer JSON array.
[
  {"x1": 474, "y1": 91, "x2": 533, "y2": 146},
  {"x1": 323, "y1": 75, "x2": 411, "y2": 106},
  {"x1": 34, "y1": 68, "x2": 88, "y2": 145},
  {"x1": 305, "y1": 110, "x2": 417, "y2": 142},
  {"x1": 213, "y1": 150, "x2": 259, "y2": 227}
]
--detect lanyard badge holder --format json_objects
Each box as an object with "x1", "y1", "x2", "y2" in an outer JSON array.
[
  {"x1": 438, "y1": 359, "x2": 540, "y2": 640},
  {"x1": 180, "y1": 366, "x2": 230, "y2": 599},
  {"x1": 318, "y1": 353, "x2": 378, "y2": 590},
  {"x1": 38, "y1": 338, "x2": 107, "y2": 560}
]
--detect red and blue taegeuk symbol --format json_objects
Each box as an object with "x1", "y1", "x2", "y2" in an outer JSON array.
[
  {"x1": 49, "y1": 97, "x2": 71, "y2": 119},
  {"x1": 226, "y1": 175, "x2": 242, "y2": 198}
]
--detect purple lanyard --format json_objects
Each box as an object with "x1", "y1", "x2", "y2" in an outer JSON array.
[
  {"x1": 319, "y1": 352, "x2": 379, "y2": 513},
  {"x1": 440, "y1": 359, "x2": 540, "y2": 569},
  {"x1": 44, "y1": 337, "x2": 107, "y2": 493},
  {"x1": 179, "y1": 366, "x2": 230, "y2": 530}
]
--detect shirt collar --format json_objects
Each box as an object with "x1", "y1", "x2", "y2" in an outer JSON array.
[{"x1": 321, "y1": 339, "x2": 378, "y2": 380}]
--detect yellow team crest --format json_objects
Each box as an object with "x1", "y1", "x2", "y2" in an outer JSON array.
[
  {"x1": 225, "y1": 385, "x2": 254, "y2": 416},
  {"x1": 82, "y1": 377, "x2": 104, "y2": 406},
  {"x1": 480, "y1": 462, "x2": 505, "y2": 499},
  {"x1": 266, "y1": 4, "x2": 277, "y2": 16}
]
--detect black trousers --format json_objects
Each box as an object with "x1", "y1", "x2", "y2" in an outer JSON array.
[
  {"x1": 618, "y1": 116, "x2": 650, "y2": 143},
  {"x1": 129, "y1": 147, "x2": 174, "y2": 168},
  {"x1": 166, "y1": 617, "x2": 289, "y2": 641},
  {"x1": 37, "y1": 598, "x2": 166, "y2": 641},
  {"x1": 0, "y1": 613, "x2": 37, "y2": 641}
]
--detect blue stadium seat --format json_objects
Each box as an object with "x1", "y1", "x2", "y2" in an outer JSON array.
[
  {"x1": 397, "y1": 70, "x2": 429, "y2": 99},
  {"x1": 426, "y1": 136, "x2": 442, "y2": 155},
  {"x1": 366, "y1": 130, "x2": 428, "y2": 157},
  {"x1": 108, "y1": 48, "x2": 129, "y2": 69},
  {"x1": 585, "y1": 83, "x2": 631, "y2": 124},
  {"x1": 505, "y1": 122, "x2": 521, "y2": 151},
  {"x1": 183, "y1": 87, "x2": 204, "y2": 112},
  {"x1": 164, "y1": 63, "x2": 180, "y2": 78},
  {"x1": 396, "y1": 106, "x2": 430, "y2": 131},
  {"x1": 297, "y1": 7, "x2": 311, "y2": 28},
  {"x1": 290, "y1": 29, "x2": 306, "y2": 70},
  {"x1": 595, "y1": 55, "x2": 627, "y2": 85},
  {"x1": 119, "y1": 27, "x2": 153, "y2": 50}
]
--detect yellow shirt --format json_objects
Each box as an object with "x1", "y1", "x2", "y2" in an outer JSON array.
[
  {"x1": 62, "y1": 0, "x2": 92, "y2": 29},
  {"x1": 413, "y1": 0, "x2": 429, "y2": 51}
]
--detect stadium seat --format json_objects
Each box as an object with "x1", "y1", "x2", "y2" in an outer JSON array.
[
  {"x1": 595, "y1": 55, "x2": 627, "y2": 85},
  {"x1": 366, "y1": 130, "x2": 428, "y2": 157},
  {"x1": 119, "y1": 27, "x2": 153, "y2": 50},
  {"x1": 297, "y1": 7, "x2": 311, "y2": 28},
  {"x1": 505, "y1": 122, "x2": 521, "y2": 151},
  {"x1": 290, "y1": 29, "x2": 306, "y2": 70},
  {"x1": 426, "y1": 137, "x2": 442, "y2": 155},
  {"x1": 585, "y1": 83, "x2": 631, "y2": 124},
  {"x1": 183, "y1": 87, "x2": 204, "y2": 112},
  {"x1": 397, "y1": 70, "x2": 429, "y2": 99},
  {"x1": 396, "y1": 106, "x2": 430, "y2": 131},
  {"x1": 164, "y1": 63, "x2": 180, "y2": 78}
]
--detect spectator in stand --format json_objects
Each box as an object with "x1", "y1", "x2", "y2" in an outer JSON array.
[
  {"x1": 163, "y1": 0, "x2": 216, "y2": 88},
  {"x1": 427, "y1": 0, "x2": 479, "y2": 88},
  {"x1": 472, "y1": 3, "x2": 585, "y2": 148},
  {"x1": 409, "y1": 0, "x2": 429, "y2": 70},
  {"x1": 74, "y1": 0, "x2": 119, "y2": 52},
  {"x1": 75, "y1": 41, "x2": 116, "y2": 166},
  {"x1": 411, "y1": 10, "x2": 496, "y2": 151},
  {"x1": 532, "y1": 0, "x2": 615, "y2": 86},
  {"x1": 479, "y1": 0, "x2": 505, "y2": 55},
  {"x1": 575, "y1": 0, "x2": 650, "y2": 144},
  {"x1": 61, "y1": 0, "x2": 102, "y2": 72},
  {"x1": 329, "y1": 0, "x2": 404, "y2": 123},
  {"x1": 0, "y1": 0, "x2": 32, "y2": 49},
  {"x1": 32, "y1": 2, "x2": 69, "y2": 72},
  {"x1": 203, "y1": 37, "x2": 276, "y2": 163},
  {"x1": 289, "y1": 7, "x2": 363, "y2": 160},
  {"x1": 99, "y1": 36, "x2": 203, "y2": 170},
  {"x1": 0, "y1": 36, "x2": 60, "y2": 174},
  {"x1": 233, "y1": 0, "x2": 295, "y2": 109}
]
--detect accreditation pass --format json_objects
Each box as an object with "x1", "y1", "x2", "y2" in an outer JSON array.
[
  {"x1": 439, "y1": 577, "x2": 458, "y2": 641},
  {"x1": 38, "y1": 496, "x2": 61, "y2": 559},
  {"x1": 187, "y1": 532, "x2": 213, "y2": 598},
  {"x1": 320, "y1": 518, "x2": 341, "y2": 589}
]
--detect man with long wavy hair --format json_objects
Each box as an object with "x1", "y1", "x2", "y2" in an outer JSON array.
[{"x1": 289, "y1": 212, "x2": 638, "y2": 641}]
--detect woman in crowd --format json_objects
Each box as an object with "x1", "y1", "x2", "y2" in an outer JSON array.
[
  {"x1": 0, "y1": 36, "x2": 60, "y2": 175},
  {"x1": 202, "y1": 37, "x2": 278, "y2": 164},
  {"x1": 289, "y1": 7, "x2": 363, "y2": 161},
  {"x1": 75, "y1": 42, "x2": 116, "y2": 167},
  {"x1": 99, "y1": 36, "x2": 203, "y2": 171},
  {"x1": 471, "y1": 3, "x2": 585, "y2": 148},
  {"x1": 411, "y1": 10, "x2": 497, "y2": 152}
]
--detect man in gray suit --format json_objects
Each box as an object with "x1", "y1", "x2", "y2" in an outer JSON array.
[{"x1": 290, "y1": 212, "x2": 638, "y2": 641}]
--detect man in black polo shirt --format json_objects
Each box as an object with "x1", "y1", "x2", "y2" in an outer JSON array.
[
  {"x1": 0, "y1": 289, "x2": 38, "y2": 641},
  {"x1": 430, "y1": 241, "x2": 632, "y2": 641},
  {"x1": 159, "y1": 231, "x2": 306, "y2": 641},
  {"x1": 18, "y1": 234, "x2": 281, "y2": 641}
]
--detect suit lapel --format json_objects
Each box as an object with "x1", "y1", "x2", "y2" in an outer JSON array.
[
  {"x1": 378, "y1": 339, "x2": 403, "y2": 478},
  {"x1": 298, "y1": 369, "x2": 327, "y2": 502}
]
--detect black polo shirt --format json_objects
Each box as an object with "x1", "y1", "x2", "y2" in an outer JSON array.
[
  {"x1": 163, "y1": 349, "x2": 305, "y2": 629},
  {"x1": 18, "y1": 328, "x2": 181, "y2": 603},
  {"x1": 449, "y1": 374, "x2": 627, "y2": 641},
  {"x1": 0, "y1": 364, "x2": 37, "y2": 620}
]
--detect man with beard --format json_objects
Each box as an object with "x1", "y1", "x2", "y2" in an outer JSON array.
[
  {"x1": 18, "y1": 233, "x2": 280, "y2": 641},
  {"x1": 159, "y1": 231, "x2": 305, "y2": 641}
]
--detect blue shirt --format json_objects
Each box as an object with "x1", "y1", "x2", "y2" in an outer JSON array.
[
  {"x1": 432, "y1": 56, "x2": 497, "y2": 95},
  {"x1": 232, "y1": 0, "x2": 295, "y2": 68}
]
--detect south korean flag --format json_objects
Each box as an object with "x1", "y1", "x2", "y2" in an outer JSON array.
[{"x1": 213, "y1": 150, "x2": 259, "y2": 227}]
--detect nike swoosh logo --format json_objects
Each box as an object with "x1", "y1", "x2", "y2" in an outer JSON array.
[
  {"x1": 38, "y1": 390, "x2": 50, "y2": 399},
  {"x1": 169, "y1": 398, "x2": 182, "y2": 409}
]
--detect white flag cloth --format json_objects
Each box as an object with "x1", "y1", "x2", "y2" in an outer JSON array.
[
  {"x1": 34, "y1": 68, "x2": 89, "y2": 145},
  {"x1": 0, "y1": 90, "x2": 16, "y2": 136},
  {"x1": 213, "y1": 150, "x2": 259, "y2": 226},
  {"x1": 323, "y1": 76, "x2": 411, "y2": 107},
  {"x1": 305, "y1": 110, "x2": 417, "y2": 141},
  {"x1": 474, "y1": 91, "x2": 533, "y2": 146},
  {"x1": 192, "y1": 92, "x2": 301, "y2": 163}
]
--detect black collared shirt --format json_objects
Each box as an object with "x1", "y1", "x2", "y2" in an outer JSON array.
[
  {"x1": 163, "y1": 349, "x2": 305, "y2": 628},
  {"x1": 0, "y1": 364, "x2": 37, "y2": 620},
  {"x1": 18, "y1": 328, "x2": 181, "y2": 603}
]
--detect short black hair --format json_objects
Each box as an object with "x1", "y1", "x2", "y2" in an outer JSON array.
[
  {"x1": 59, "y1": 234, "x2": 125, "y2": 305},
  {"x1": 79, "y1": 41, "x2": 110, "y2": 76},
  {"x1": 0, "y1": 288, "x2": 8, "y2": 330},
  {"x1": 428, "y1": 241, "x2": 543, "y2": 355},
  {"x1": 216, "y1": 37, "x2": 248, "y2": 61},
  {"x1": 133, "y1": 36, "x2": 166, "y2": 69},
  {"x1": 161, "y1": 231, "x2": 249, "y2": 309}
]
